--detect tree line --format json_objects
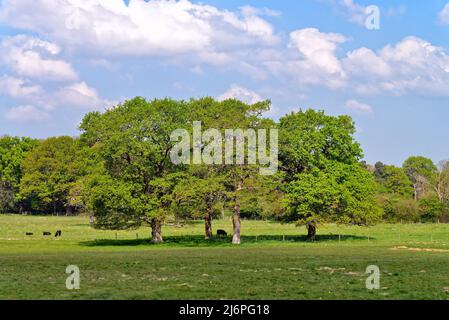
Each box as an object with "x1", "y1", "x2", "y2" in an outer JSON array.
[{"x1": 1, "y1": 97, "x2": 448, "y2": 243}]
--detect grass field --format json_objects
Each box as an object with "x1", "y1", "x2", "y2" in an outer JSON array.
[{"x1": 1, "y1": 215, "x2": 449, "y2": 300}]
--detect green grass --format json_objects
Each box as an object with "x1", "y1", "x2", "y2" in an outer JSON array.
[{"x1": 1, "y1": 215, "x2": 449, "y2": 299}]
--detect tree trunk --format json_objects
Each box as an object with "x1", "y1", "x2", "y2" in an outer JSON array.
[
  {"x1": 307, "y1": 222, "x2": 316, "y2": 241},
  {"x1": 151, "y1": 219, "x2": 163, "y2": 243},
  {"x1": 232, "y1": 177, "x2": 244, "y2": 245},
  {"x1": 89, "y1": 213, "x2": 95, "y2": 226},
  {"x1": 66, "y1": 205, "x2": 73, "y2": 216},
  {"x1": 232, "y1": 203, "x2": 241, "y2": 244},
  {"x1": 204, "y1": 211, "x2": 213, "y2": 240},
  {"x1": 221, "y1": 203, "x2": 225, "y2": 220}
]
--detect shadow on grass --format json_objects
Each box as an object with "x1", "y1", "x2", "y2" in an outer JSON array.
[{"x1": 80, "y1": 234, "x2": 370, "y2": 247}]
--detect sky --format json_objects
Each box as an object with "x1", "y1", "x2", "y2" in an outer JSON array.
[{"x1": 0, "y1": 0, "x2": 449, "y2": 166}]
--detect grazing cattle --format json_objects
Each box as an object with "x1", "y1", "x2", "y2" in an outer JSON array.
[
  {"x1": 25, "y1": 232, "x2": 33, "y2": 236},
  {"x1": 217, "y1": 229, "x2": 227, "y2": 237},
  {"x1": 43, "y1": 232, "x2": 52, "y2": 236},
  {"x1": 55, "y1": 230, "x2": 62, "y2": 237}
]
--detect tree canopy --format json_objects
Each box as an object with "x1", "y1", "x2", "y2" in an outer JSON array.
[
  {"x1": 19, "y1": 136, "x2": 93, "y2": 215},
  {"x1": 279, "y1": 110, "x2": 377, "y2": 239},
  {"x1": 2, "y1": 97, "x2": 446, "y2": 242},
  {"x1": 279, "y1": 109, "x2": 363, "y2": 179},
  {"x1": 0, "y1": 136, "x2": 38, "y2": 213}
]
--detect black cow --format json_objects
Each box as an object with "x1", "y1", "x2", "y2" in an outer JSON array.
[
  {"x1": 25, "y1": 232, "x2": 33, "y2": 236},
  {"x1": 217, "y1": 229, "x2": 227, "y2": 237},
  {"x1": 43, "y1": 231, "x2": 52, "y2": 236},
  {"x1": 55, "y1": 230, "x2": 62, "y2": 237}
]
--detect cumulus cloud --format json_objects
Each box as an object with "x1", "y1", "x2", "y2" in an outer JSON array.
[
  {"x1": 0, "y1": 77, "x2": 103, "y2": 111},
  {"x1": 0, "y1": 0, "x2": 447, "y2": 107},
  {"x1": 344, "y1": 47, "x2": 392, "y2": 78},
  {"x1": 0, "y1": 75, "x2": 42, "y2": 98},
  {"x1": 289, "y1": 28, "x2": 347, "y2": 75},
  {"x1": 0, "y1": 0, "x2": 279, "y2": 63},
  {"x1": 0, "y1": 35, "x2": 78, "y2": 81},
  {"x1": 5, "y1": 105, "x2": 50, "y2": 122},
  {"x1": 261, "y1": 30, "x2": 449, "y2": 97},
  {"x1": 265, "y1": 28, "x2": 347, "y2": 89},
  {"x1": 343, "y1": 36, "x2": 449, "y2": 96},
  {"x1": 56, "y1": 82, "x2": 103, "y2": 109},
  {"x1": 217, "y1": 84, "x2": 263, "y2": 105},
  {"x1": 0, "y1": 32, "x2": 108, "y2": 117},
  {"x1": 345, "y1": 99, "x2": 373, "y2": 114}
]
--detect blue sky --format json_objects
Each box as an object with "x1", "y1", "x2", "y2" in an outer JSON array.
[{"x1": 1, "y1": 0, "x2": 449, "y2": 166}]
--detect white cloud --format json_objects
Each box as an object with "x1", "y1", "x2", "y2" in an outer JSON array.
[
  {"x1": 289, "y1": 28, "x2": 347, "y2": 76},
  {"x1": 338, "y1": 0, "x2": 367, "y2": 26},
  {"x1": 0, "y1": 0, "x2": 279, "y2": 64},
  {"x1": 239, "y1": 5, "x2": 281, "y2": 18},
  {"x1": 0, "y1": 75, "x2": 42, "y2": 98},
  {"x1": 0, "y1": 35, "x2": 78, "y2": 82},
  {"x1": 56, "y1": 82, "x2": 103, "y2": 109},
  {"x1": 0, "y1": 1, "x2": 447, "y2": 107},
  {"x1": 438, "y1": 3, "x2": 449, "y2": 25},
  {"x1": 0, "y1": 33, "x2": 106, "y2": 114},
  {"x1": 344, "y1": 47, "x2": 392, "y2": 78},
  {"x1": 5, "y1": 105, "x2": 50, "y2": 122},
  {"x1": 345, "y1": 99, "x2": 373, "y2": 114},
  {"x1": 217, "y1": 84, "x2": 263, "y2": 105},
  {"x1": 329, "y1": 1, "x2": 404, "y2": 26},
  {"x1": 0, "y1": 74, "x2": 104, "y2": 112},
  {"x1": 344, "y1": 36, "x2": 449, "y2": 96},
  {"x1": 260, "y1": 30, "x2": 449, "y2": 97},
  {"x1": 265, "y1": 28, "x2": 347, "y2": 89}
]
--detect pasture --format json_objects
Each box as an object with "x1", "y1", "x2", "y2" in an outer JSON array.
[{"x1": 1, "y1": 215, "x2": 449, "y2": 299}]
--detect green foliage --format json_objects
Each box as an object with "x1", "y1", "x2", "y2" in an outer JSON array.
[
  {"x1": 80, "y1": 96, "x2": 277, "y2": 244},
  {"x1": 378, "y1": 194, "x2": 449, "y2": 223},
  {"x1": 19, "y1": 136, "x2": 93, "y2": 214},
  {"x1": 374, "y1": 163, "x2": 414, "y2": 197},
  {"x1": 0, "y1": 182, "x2": 15, "y2": 213},
  {"x1": 428, "y1": 161, "x2": 449, "y2": 206},
  {"x1": 0, "y1": 136, "x2": 38, "y2": 212},
  {"x1": 375, "y1": 160, "x2": 449, "y2": 222},
  {"x1": 286, "y1": 162, "x2": 382, "y2": 226},
  {"x1": 0, "y1": 136, "x2": 38, "y2": 187},
  {"x1": 279, "y1": 109, "x2": 363, "y2": 179},
  {"x1": 280, "y1": 110, "x2": 379, "y2": 228},
  {"x1": 86, "y1": 174, "x2": 143, "y2": 230},
  {"x1": 419, "y1": 195, "x2": 448, "y2": 223},
  {"x1": 403, "y1": 156, "x2": 437, "y2": 183},
  {"x1": 237, "y1": 174, "x2": 286, "y2": 220},
  {"x1": 378, "y1": 194, "x2": 420, "y2": 223},
  {"x1": 188, "y1": 97, "x2": 271, "y2": 130},
  {"x1": 3, "y1": 96, "x2": 441, "y2": 231},
  {"x1": 80, "y1": 97, "x2": 192, "y2": 229},
  {"x1": 173, "y1": 171, "x2": 225, "y2": 220}
]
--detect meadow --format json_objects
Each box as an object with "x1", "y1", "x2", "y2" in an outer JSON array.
[{"x1": 1, "y1": 215, "x2": 449, "y2": 300}]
